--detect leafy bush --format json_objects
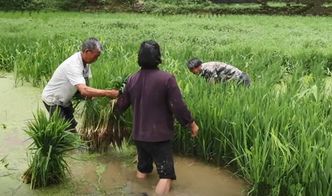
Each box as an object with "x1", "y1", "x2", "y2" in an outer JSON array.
[
  {"x1": 0, "y1": 0, "x2": 137, "y2": 11},
  {"x1": 0, "y1": 0, "x2": 44, "y2": 11},
  {"x1": 146, "y1": 0, "x2": 210, "y2": 5}
]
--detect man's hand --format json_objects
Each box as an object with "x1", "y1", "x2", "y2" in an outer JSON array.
[
  {"x1": 105, "y1": 89, "x2": 119, "y2": 99},
  {"x1": 76, "y1": 84, "x2": 119, "y2": 99},
  {"x1": 189, "y1": 121, "x2": 199, "y2": 137}
]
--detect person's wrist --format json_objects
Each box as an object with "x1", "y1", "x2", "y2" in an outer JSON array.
[{"x1": 113, "y1": 90, "x2": 119, "y2": 97}]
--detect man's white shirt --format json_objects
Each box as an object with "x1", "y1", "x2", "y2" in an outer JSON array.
[{"x1": 42, "y1": 52, "x2": 91, "y2": 107}]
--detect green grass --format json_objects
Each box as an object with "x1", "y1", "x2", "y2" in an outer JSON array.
[{"x1": 1, "y1": 12, "x2": 332, "y2": 195}]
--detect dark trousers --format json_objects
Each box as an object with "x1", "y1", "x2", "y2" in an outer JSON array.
[
  {"x1": 43, "y1": 101, "x2": 77, "y2": 131},
  {"x1": 134, "y1": 140, "x2": 176, "y2": 180}
]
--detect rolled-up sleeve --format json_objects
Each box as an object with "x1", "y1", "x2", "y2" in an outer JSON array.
[{"x1": 167, "y1": 75, "x2": 194, "y2": 127}]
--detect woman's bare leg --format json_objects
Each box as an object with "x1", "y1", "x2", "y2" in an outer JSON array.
[
  {"x1": 136, "y1": 170, "x2": 148, "y2": 179},
  {"x1": 155, "y1": 179, "x2": 172, "y2": 195}
]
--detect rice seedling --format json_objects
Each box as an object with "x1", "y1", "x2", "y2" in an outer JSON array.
[
  {"x1": 22, "y1": 109, "x2": 81, "y2": 189},
  {"x1": 2, "y1": 12, "x2": 332, "y2": 195},
  {"x1": 80, "y1": 74, "x2": 131, "y2": 152},
  {"x1": 0, "y1": 123, "x2": 6, "y2": 130},
  {"x1": 0, "y1": 155, "x2": 12, "y2": 177}
]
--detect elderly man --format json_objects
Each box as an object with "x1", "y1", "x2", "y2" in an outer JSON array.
[
  {"x1": 187, "y1": 57, "x2": 251, "y2": 86},
  {"x1": 42, "y1": 37, "x2": 119, "y2": 132}
]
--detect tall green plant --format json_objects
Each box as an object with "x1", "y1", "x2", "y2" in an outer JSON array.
[{"x1": 22, "y1": 109, "x2": 81, "y2": 189}]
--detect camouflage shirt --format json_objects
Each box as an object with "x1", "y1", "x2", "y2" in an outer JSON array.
[{"x1": 200, "y1": 61, "x2": 243, "y2": 83}]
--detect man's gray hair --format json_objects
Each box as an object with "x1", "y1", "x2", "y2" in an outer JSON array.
[{"x1": 81, "y1": 37, "x2": 103, "y2": 52}]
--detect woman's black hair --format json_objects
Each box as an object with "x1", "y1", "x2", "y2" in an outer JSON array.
[{"x1": 138, "y1": 40, "x2": 162, "y2": 69}]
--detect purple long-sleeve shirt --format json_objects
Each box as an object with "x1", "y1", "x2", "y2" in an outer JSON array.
[{"x1": 115, "y1": 68, "x2": 194, "y2": 142}]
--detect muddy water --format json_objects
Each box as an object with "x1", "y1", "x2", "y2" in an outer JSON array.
[{"x1": 0, "y1": 74, "x2": 247, "y2": 195}]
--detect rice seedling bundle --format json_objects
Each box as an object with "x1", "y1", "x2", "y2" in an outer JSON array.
[
  {"x1": 79, "y1": 74, "x2": 131, "y2": 152},
  {"x1": 22, "y1": 110, "x2": 81, "y2": 189}
]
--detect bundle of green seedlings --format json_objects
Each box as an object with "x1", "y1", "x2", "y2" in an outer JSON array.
[
  {"x1": 22, "y1": 109, "x2": 81, "y2": 189},
  {"x1": 80, "y1": 74, "x2": 131, "y2": 152}
]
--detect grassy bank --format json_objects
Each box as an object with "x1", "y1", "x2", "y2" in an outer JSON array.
[
  {"x1": 1, "y1": 12, "x2": 332, "y2": 195},
  {"x1": 1, "y1": 0, "x2": 332, "y2": 15}
]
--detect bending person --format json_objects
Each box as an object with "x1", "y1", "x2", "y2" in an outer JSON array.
[{"x1": 187, "y1": 57, "x2": 251, "y2": 86}]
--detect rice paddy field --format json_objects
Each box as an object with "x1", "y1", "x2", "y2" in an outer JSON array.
[{"x1": 1, "y1": 12, "x2": 332, "y2": 195}]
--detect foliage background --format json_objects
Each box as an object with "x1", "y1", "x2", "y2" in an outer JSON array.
[{"x1": 0, "y1": 0, "x2": 331, "y2": 15}]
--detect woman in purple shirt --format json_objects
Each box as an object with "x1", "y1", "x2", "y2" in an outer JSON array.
[{"x1": 115, "y1": 40, "x2": 199, "y2": 195}]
